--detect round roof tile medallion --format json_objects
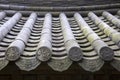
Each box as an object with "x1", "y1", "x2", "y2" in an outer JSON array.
[
  {"x1": 36, "y1": 46, "x2": 52, "y2": 61},
  {"x1": 5, "y1": 46, "x2": 21, "y2": 61}
]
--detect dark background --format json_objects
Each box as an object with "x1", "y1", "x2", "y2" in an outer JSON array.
[{"x1": 0, "y1": 62, "x2": 120, "y2": 80}]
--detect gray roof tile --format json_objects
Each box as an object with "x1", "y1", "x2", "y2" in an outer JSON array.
[{"x1": 0, "y1": 4, "x2": 119, "y2": 72}]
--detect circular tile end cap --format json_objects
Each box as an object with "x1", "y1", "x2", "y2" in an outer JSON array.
[
  {"x1": 5, "y1": 46, "x2": 20, "y2": 61},
  {"x1": 68, "y1": 46, "x2": 83, "y2": 61},
  {"x1": 100, "y1": 46, "x2": 114, "y2": 61},
  {"x1": 36, "y1": 46, "x2": 52, "y2": 62}
]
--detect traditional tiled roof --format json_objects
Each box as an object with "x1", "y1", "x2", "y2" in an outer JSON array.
[
  {"x1": 0, "y1": 0, "x2": 120, "y2": 6},
  {"x1": 0, "y1": 3, "x2": 120, "y2": 72}
]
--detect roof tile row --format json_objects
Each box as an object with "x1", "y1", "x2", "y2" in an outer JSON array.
[{"x1": 0, "y1": 9, "x2": 119, "y2": 72}]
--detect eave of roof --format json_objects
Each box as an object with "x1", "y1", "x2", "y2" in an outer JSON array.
[{"x1": 0, "y1": 3, "x2": 120, "y2": 72}]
